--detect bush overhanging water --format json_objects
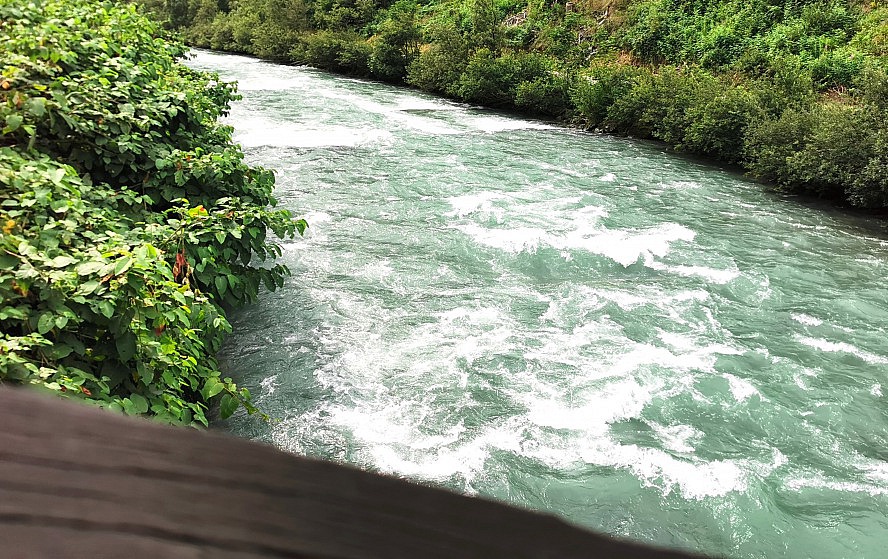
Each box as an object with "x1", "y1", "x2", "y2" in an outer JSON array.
[{"x1": 0, "y1": 0, "x2": 305, "y2": 425}]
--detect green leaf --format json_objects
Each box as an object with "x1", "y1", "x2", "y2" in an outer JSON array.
[
  {"x1": 47, "y1": 255, "x2": 77, "y2": 268},
  {"x1": 215, "y1": 231, "x2": 226, "y2": 244},
  {"x1": 50, "y1": 167, "x2": 66, "y2": 185},
  {"x1": 295, "y1": 219, "x2": 309, "y2": 236},
  {"x1": 114, "y1": 257, "x2": 132, "y2": 276},
  {"x1": 63, "y1": 335, "x2": 85, "y2": 356},
  {"x1": 76, "y1": 261, "x2": 104, "y2": 276},
  {"x1": 203, "y1": 377, "x2": 224, "y2": 399},
  {"x1": 37, "y1": 312, "x2": 55, "y2": 334},
  {"x1": 220, "y1": 394, "x2": 238, "y2": 419},
  {"x1": 0, "y1": 252, "x2": 17, "y2": 270},
  {"x1": 45, "y1": 344, "x2": 73, "y2": 359},
  {"x1": 4, "y1": 114, "x2": 23, "y2": 133},
  {"x1": 129, "y1": 393, "x2": 149, "y2": 414},
  {"x1": 141, "y1": 368, "x2": 154, "y2": 384},
  {"x1": 25, "y1": 97, "x2": 46, "y2": 117},
  {"x1": 208, "y1": 381, "x2": 225, "y2": 399},
  {"x1": 116, "y1": 332, "x2": 136, "y2": 362},
  {"x1": 77, "y1": 280, "x2": 101, "y2": 295},
  {"x1": 97, "y1": 300, "x2": 115, "y2": 319},
  {"x1": 214, "y1": 275, "x2": 227, "y2": 296},
  {"x1": 50, "y1": 199, "x2": 69, "y2": 212}
]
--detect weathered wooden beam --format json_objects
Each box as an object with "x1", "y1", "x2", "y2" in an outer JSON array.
[{"x1": 0, "y1": 388, "x2": 708, "y2": 559}]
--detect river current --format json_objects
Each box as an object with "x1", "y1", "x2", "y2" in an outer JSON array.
[{"x1": 188, "y1": 50, "x2": 888, "y2": 558}]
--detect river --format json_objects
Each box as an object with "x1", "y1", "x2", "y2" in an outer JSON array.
[{"x1": 187, "y1": 50, "x2": 888, "y2": 558}]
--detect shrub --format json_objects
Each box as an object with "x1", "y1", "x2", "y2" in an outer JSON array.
[
  {"x1": 368, "y1": 4, "x2": 422, "y2": 82},
  {"x1": 810, "y1": 45, "x2": 867, "y2": 89},
  {"x1": 570, "y1": 65, "x2": 650, "y2": 129},
  {"x1": 605, "y1": 69, "x2": 657, "y2": 135},
  {"x1": 0, "y1": 0, "x2": 302, "y2": 424},
  {"x1": 514, "y1": 73, "x2": 572, "y2": 117},
  {"x1": 745, "y1": 102, "x2": 888, "y2": 205},
  {"x1": 636, "y1": 66, "x2": 700, "y2": 147},
  {"x1": 454, "y1": 48, "x2": 514, "y2": 105},
  {"x1": 455, "y1": 50, "x2": 551, "y2": 106},
  {"x1": 683, "y1": 84, "x2": 764, "y2": 163},
  {"x1": 847, "y1": 127, "x2": 888, "y2": 208},
  {"x1": 745, "y1": 107, "x2": 818, "y2": 187},
  {"x1": 698, "y1": 23, "x2": 748, "y2": 68},
  {"x1": 407, "y1": 27, "x2": 470, "y2": 94},
  {"x1": 750, "y1": 54, "x2": 815, "y2": 115},
  {"x1": 290, "y1": 30, "x2": 372, "y2": 74}
]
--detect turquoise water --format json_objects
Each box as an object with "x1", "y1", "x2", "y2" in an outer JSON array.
[{"x1": 188, "y1": 50, "x2": 888, "y2": 558}]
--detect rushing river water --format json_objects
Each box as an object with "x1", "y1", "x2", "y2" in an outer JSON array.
[{"x1": 187, "y1": 50, "x2": 888, "y2": 558}]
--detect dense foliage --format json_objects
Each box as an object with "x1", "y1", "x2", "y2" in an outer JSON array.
[
  {"x1": 150, "y1": 0, "x2": 887, "y2": 209},
  {"x1": 0, "y1": 0, "x2": 305, "y2": 424}
]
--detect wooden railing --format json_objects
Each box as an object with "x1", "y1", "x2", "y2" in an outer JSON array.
[{"x1": 0, "y1": 389, "x2": 709, "y2": 558}]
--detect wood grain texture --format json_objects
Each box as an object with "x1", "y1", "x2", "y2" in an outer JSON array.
[{"x1": 0, "y1": 388, "x2": 708, "y2": 559}]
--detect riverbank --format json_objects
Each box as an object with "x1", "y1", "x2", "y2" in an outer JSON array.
[
  {"x1": 0, "y1": 0, "x2": 301, "y2": 424},
  {"x1": 143, "y1": 0, "x2": 887, "y2": 210}
]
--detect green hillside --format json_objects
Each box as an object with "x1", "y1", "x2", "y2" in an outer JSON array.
[{"x1": 149, "y1": 0, "x2": 888, "y2": 208}]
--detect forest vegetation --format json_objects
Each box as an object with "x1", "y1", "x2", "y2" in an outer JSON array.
[
  {"x1": 0, "y1": 0, "x2": 305, "y2": 424},
  {"x1": 146, "y1": 0, "x2": 888, "y2": 208}
]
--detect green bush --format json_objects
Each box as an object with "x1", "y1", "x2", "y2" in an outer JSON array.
[
  {"x1": 571, "y1": 65, "x2": 651, "y2": 130},
  {"x1": 847, "y1": 127, "x2": 888, "y2": 208},
  {"x1": 745, "y1": 100, "x2": 888, "y2": 206},
  {"x1": 455, "y1": 50, "x2": 550, "y2": 106},
  {"x1": 514, "y1": 73, "x2": 572, "y2": 117},
  {"x1": 682, "y1": 83, "x2": 764, "y2": 163},
  {"x1": 0, "y1": 0, "x2": 303, "y2": 424},
  {"x1": 749, "y1": 54, "x2": 815, "y2": 114},
  {"x1": 368, "y1": 3, "x2": 422, "y2": 82},
  {"x1": 810, "y1": 46, "x2": 867, "y2": 89},
  {"x1": 621, "y1": 0, "x2": 686, "y2": 63},
  {"x1": 252, "y1": 24, "x2": 299, "y2": 60},
  {"x1": 745, "y1": 107, "x2": 819, "y2": 187},
  {"x1": 290, "y1": 30, "x2": 373, "y2": 75},
  {"x1": 407, "y1": 26, "x2": 470, "y2": 94},
  {"x1": 851, "y1": 6, "x2": 888, "y2": 57},
  {"x1": 208, "y1": 15, "x2": 238, "y2": 52},
  {"x1": 454, "y1": 48, "x2": 513, "y2": 104},
  {"x1": 698, "y1": 23, "x2": 748, "y2": 68}
]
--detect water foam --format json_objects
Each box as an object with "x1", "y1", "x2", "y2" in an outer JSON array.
[
  {"x1": 648, "y1": 422, "x2": 703, "y2": 453},
  {"x1": 647, "y1": 261, "x2": 740, "y2": 284},
  {"x1": 235, "y1": 121, "x2": 394, "y2": 148},
  {"x1": 791, "y1": 313, "x2": 823, "y2": 327},
  {"x1": 724, "y1": 373, "x2": 762, "y2": 402},
  {"x1": 466, "y1": 115, "x2": 557, "y2": 133},
  {"x1": 663, "y1": 180, "x2": 702, "y2": 189},
  {"x1": 457, "y1": 221, "x2": 697, "y2": 267},
  {"x1": 498, "y1": 323, "x2": 758, "y2": 500},
  {"x1": 795, "y1": 336, "x2": 888, "y2": 365},
  {"x1": 785, "y1": 476, "x2": 888, "y2": 497},
  {"x1": 445, "y1": 192, "x2": 507, "y2": 219}
]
